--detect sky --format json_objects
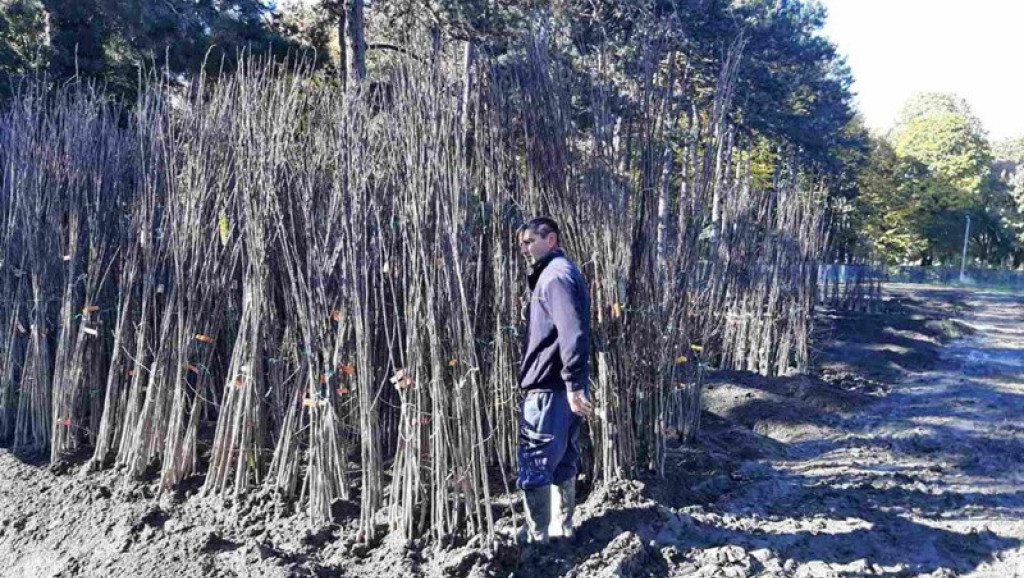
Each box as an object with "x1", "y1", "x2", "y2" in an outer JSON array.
[{"x1": 819, "y1": 0, "x2": 1024, "y2": 142}]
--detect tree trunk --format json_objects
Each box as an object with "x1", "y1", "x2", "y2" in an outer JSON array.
[
  {"x1": 430, "y1": 25, "x2": 442, "y2": 69},
  {"x1": 335, "y1": 1, "x2": 347, "y2": 84},
  {"x1": 460, "y1": 40, "x2": 475, "y2": 154},
  {"x1": 656, "y1": 51, "x2": 677, "y2": 275},
  {"x1": 345, "y1": 0, "x2": 366, "y2": 85}
]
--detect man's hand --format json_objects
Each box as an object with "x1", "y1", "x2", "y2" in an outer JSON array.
[{"x1": 568, "y1": 389, "x2": 594, "y2": 417}]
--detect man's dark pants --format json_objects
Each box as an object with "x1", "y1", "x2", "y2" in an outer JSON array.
[{"x1": 517, "y1": 390, "x2": 583, "y2": 489}]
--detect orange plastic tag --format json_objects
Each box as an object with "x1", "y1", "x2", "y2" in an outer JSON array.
[
  {"x1": 330, "y1": 310, "x2": 342, "y2": 322},
  {"x1": 390, "y1": 368, "x2": 414, "y2": 389},
  {"x1": 195, "y1": 334, "x2": 213, "y2": 344},
  {"x1": 82, "y1": 305, "x2": 100, "y2": 314},
  {"x1": 448, "y1": 359, "x2": 457, "y2": 367},
  {"x1": 341, "y1": 364, "x2": 356, "y2": 376}
]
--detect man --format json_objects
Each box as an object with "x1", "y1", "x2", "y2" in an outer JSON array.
[{"x1": 516, "y1": 217, "x2": 594, "y2": 545}]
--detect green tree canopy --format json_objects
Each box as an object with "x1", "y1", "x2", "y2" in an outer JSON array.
[
  {"x1": 893, "y1": 92, "x2": 984, "y2": 135},
  {"x1": 0, "y1": 0, "x2": 48, "y2": 93},
  {"x1": 883, "y1": 92, "x2": 994, "y2": 263},
  {"x1": 891, "y1": 104, "x2": 991, "y2": 199},
  {"x1": 1, "y1": 0, "x2": 294, "y2": 98},
  {"x1": 848, "y1": 92, "x2": 1024, "y2": 267}
]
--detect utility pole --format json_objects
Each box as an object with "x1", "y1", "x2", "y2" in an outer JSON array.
[{"x1": 960, "y1": 215, "x2": 971, "y2": 283}]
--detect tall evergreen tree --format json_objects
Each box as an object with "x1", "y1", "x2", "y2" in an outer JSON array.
[{"x1": 0, "y1": 0, "x2": 48, "y2": 81}]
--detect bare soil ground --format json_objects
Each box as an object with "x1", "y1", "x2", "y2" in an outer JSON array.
[{"x1": 2, "y1": 284, "x2": 1023, "y2": 578}]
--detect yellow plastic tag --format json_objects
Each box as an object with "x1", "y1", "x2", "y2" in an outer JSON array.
[{"x1": 218, "y1": 213, "x2": 230, "y2": 246}]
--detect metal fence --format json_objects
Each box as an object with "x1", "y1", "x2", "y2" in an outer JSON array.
[
  {"x1": 817, "y1": 264, "x2": 884, "y2": 311},
  {"x1": 817, "y1": 265, "x2": 1024, "y2": 307},
  {"x1": 888, "y1": 266, "x2": 1024, "y2": 290}
]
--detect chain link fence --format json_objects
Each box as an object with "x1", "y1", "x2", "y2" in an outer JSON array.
[
  {"x1": 888, "y1": 266, "x2": 1024, "y2": 290},
  {"x1": 817, "y1": 264, "x2": 1024, "y2": 313},
  {"x1": 818, "y1": 264, "x2": 885, "y2": 312}
]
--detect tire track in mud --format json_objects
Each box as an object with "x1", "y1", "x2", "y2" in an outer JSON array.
[{"x1": 710, "y1": 289, "x2": 1024, "y2": 577}]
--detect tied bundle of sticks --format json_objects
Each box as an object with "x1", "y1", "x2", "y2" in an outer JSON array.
[{"x1": 0, "y1": 30, "x2": 835, "y2": 545}]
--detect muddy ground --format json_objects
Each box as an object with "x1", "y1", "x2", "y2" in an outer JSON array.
[{"x1": 1, "y1": 284, "x2": 1022, "y2": 577}]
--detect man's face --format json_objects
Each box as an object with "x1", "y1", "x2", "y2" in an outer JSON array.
[{"x1": 519, "y1": 229, "x2": 558, "y2": 265}]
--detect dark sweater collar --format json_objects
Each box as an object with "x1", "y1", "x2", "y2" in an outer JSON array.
[{"x1": 528, "y1": 248, "x2": 564, "y2": 290}]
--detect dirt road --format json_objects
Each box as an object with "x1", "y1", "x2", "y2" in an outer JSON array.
[
  {"x1": 657, "y1": 287, "x2": 1023, "y2": 578},
  {"x1": 757, "y1": 287, "x2": 1024, "y2": 577},
  {"x1": 785, "y1": 288, "x2": 1024, "y2": 577}
]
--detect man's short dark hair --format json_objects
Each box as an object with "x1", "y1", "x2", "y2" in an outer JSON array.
[{"x1": 518, "y1": 217, "x2": 561, "y2": 243}]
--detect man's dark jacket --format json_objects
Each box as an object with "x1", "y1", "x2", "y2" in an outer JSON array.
[{"x1": 519, "y1": 249, "x2": 591, "y2": 393}]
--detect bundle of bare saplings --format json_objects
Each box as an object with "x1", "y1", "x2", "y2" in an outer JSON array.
[{"x1": 0, "y1": 38, "x2": 829, "y2": 545}]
